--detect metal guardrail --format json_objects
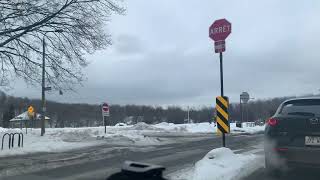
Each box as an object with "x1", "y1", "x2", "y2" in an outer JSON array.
[{"x1": 1, "y1": 132, "x2": 24, "y2": 150}]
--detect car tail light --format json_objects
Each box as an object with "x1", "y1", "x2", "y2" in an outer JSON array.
[{"x1": 267, "y1": 118, "x2": 278, "y2": 126}]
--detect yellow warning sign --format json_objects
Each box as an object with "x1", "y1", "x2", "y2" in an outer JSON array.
[
  {"x1": 28, "y1": 106, "x2": 35, "y2": 118},
  {"x1": 216, "y1": 96, "x2": 230, "y2": 134},
  {"x1": 28, "y1": 106, "x2": 34, "y2": 113}
]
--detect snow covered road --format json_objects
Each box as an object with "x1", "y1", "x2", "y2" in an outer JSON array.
[
  {"x1": 0, "y1": 122, "x2": 264, "y2": 157},
  {"x1": 1, "y1": 134, "x2": 264, "y2": 180}
]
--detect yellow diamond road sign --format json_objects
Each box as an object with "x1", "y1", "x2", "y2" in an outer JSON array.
[
  {"x1": 28, "y1": 106, "x2": 34, "y2": 113},
  {"x1": 28, "y1": 106, "x2": 35, "y2": 118},
  {"x1": 216, "y1": 96, "x2": 230, "y2": 134}
]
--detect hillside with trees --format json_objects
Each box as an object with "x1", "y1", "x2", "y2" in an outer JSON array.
[{"x1": 0, "y1": 91, "x2": 302, "y2": 128}]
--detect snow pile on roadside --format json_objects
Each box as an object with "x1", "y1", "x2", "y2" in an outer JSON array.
[
  {"x1": 168, "y1": 165, "x2": 194, "y2": 180},
  {"x1": 154, "y1": 122, "x2": 265, "y2": 134},
  {"x1": 0, "y1": 127, "x2": 21, "y2": 133},
  {"x1": 0, "y1": 122, "x2": 265, "y2": 157},
  {"x1": 43, "y1": 126, "x2": 153, "y2": 144},
  {"x1": 154, "y1": 122, "x2": 215, "y2": 133},
  {"x1": 155, "y1": 122, "x2": 173, "y2": 126},
  {"x1": 129, "y1": 122, "x2": 162, "y2": 131},
  {"x1": 50, "y1": 128, "x2": 94, "y2": 142},
  {"x1": 0, "y1": 128, "x2": 101, "y2": 157},
  {"x1": 231, "y1": 124, "x2": 265, "y2": 134},
  {"x1": 192, "y1": 147, "x2": 262, "y2": 180},
  {"x1": 45, "y1": 126, "x2": 165, "y2": 146},
  {"x1": 0, "y1": 126, "x2": 163, "y2": 157}
]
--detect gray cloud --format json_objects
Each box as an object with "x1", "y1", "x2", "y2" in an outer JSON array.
[
  {"x1": 8, "y1": 0, "x2": 320, "y2": 106},
  {"x1": 114, "y1": 34, "x2": 143, "y2": 54}
]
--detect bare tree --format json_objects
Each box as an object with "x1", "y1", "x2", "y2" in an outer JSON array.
[{"x1": 0, "y1": 0, "x2": 125, "y2": 90}]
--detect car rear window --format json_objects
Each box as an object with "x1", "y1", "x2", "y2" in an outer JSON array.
[{"x1": 279, "y1": 99, "x2": 320, "y2": 116}]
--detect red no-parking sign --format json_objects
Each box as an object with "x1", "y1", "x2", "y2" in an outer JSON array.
[{"x1": 102, "y1": 103, "x2": 110, "y2": 117}]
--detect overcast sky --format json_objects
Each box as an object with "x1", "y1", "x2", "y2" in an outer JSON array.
[{"x1": 9, "y1": 0, "x2": 320, "y2": 107}]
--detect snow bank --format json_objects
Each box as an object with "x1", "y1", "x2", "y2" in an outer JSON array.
[
  {"x1": 231, "y1": 124, "x2": 265, "y2": 134},
  {"x1": 130, "y1": 122, "x2": 162, "y2": 131},
  {"x1": 0, "y1": 126, "x2": 163, "y2": 157},
  {"x1": 192, "y1": 148, "x2": 262, "y2": 180},
  {"x1": 0, "y1": 122, "x2": 264, "y2": 157},
  {"x1": 154, "y1": 122, "x2": 265, "y2": 134},
  {"x1": 0, "y1": 128, "x2": 99, "y2": 157},
  {"x1": 154, "y1": 122, "x2": 216, "y2": 133}
]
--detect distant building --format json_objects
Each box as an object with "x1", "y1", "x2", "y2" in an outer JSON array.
[{"x1": 9, "y1": 111, "x2": 51, "y2": 128}]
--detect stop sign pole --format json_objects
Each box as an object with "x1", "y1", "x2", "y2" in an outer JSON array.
[
  {"x1": 209, "y1": 19, "x2": 232, "y2": 147},
  {"x1": 102, "y1": 103, "x2": 110, "y2": 133}
]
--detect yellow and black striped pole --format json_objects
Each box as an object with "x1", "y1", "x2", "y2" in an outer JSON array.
[{"x1": 216, "y1": 96, "x2": 230, "y2": 136}]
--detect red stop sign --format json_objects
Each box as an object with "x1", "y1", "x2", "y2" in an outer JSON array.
[
  {"x1": 209, "y1": 19, "x2": 232, "y2": 41},
  {"x1": 102, "y1": 103, "x2": 109, "y2": 112}
]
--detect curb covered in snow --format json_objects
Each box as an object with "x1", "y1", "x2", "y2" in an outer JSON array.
[{"x1": 170, "y1": 147, "x2": 264, "y2": 180}]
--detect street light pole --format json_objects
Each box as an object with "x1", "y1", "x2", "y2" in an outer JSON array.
[
  {"x1": 187, "y1": 106, "x2": 190, "y2": 124},
  {"x1": 40, "y1": 29, "x2": 63, "y2": 136},
  {"x1": 41, "y1": 36, "x2": 46, "y2": 136}
]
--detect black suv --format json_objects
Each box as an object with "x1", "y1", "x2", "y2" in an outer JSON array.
[{"x1": 265, "y1": 98, "x2": 320, "y2": 173}]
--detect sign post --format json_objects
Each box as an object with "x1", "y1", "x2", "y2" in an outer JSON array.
[
  {"x1": 240, "y1": 92, "x2": 250, "y2": 124},
  {"x1": 102, "y1": 103, "x2": 110, "y2": 133},
  {"x1": 27, "y1": 106, "x2": 35, "y2": 134},
  {"x1": 209, "y1": 18, "x2": 232, "y2": 147}
]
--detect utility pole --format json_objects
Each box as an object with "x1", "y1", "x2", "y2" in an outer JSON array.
[
  {"x1": 41, "y1": 36, "x2": 46, "y2": 136},
  {"x1": 187, "y1": 106, "x2": 190, "y2": 123},
  {"x1": 240, "y1": 95, "x2": 243, "y2": 125},
  {"x1": 41, "y1": 29, "x2": 63, "y2": 136}
]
